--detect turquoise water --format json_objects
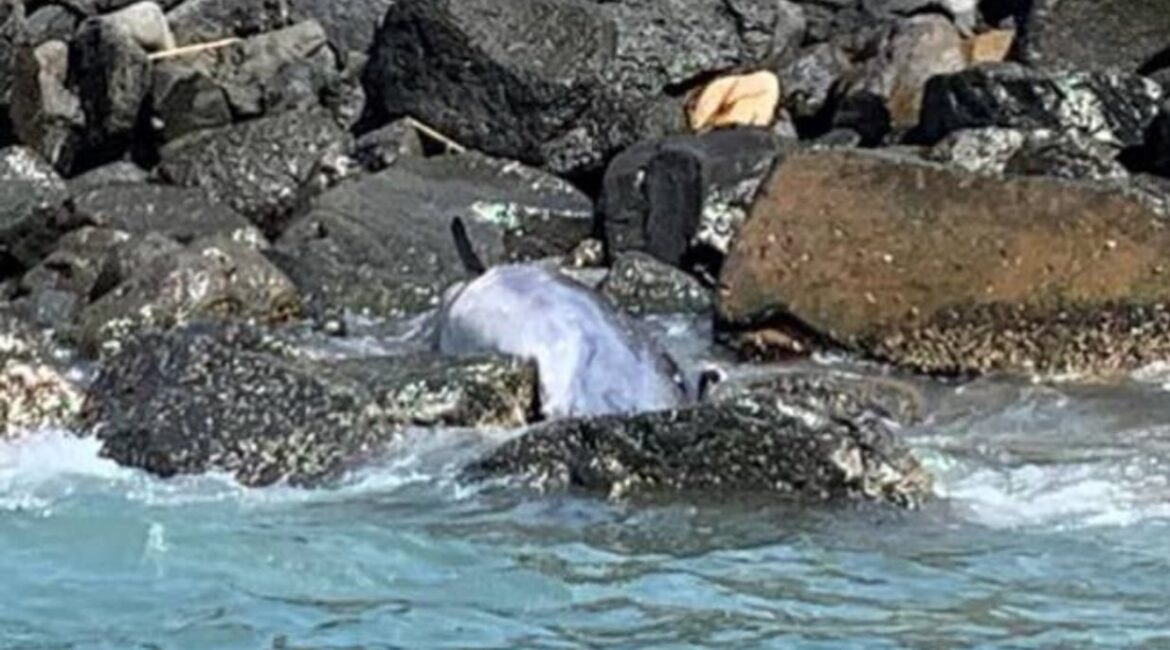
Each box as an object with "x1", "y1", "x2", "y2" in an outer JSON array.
[{"x1": 5, "y1": 324, "x2": 1170, "y2": 648}]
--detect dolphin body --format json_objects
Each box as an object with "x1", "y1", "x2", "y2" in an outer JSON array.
[{"x1": 434, "y1": 221, "x2": 689, "y2": 419}]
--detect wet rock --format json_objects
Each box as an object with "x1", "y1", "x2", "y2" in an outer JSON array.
[
  {"x1": 1020, "y1": 0, "x2": 1170, "y2": 75},
  {"x1": 77, "y1": 238, "x2": 301, "y2": 356},
  {"x1": 66, "y1": 16, "x2": 152, "y2": 172},
  {"x1": 9, "y1": 39, "x2": 85, "y2": 171},
  {"x1": 917, "y1": 64, "x2": 1163, "y2": 149},
  {"x1": 287, "y1": 0, "x2": 393, "y2": 53},
  {"x1": 839, "y1": 14, "x2": 967, "y2": 133},
  {"x1": 272, "y1": 153, "x2": 593, "y2": 319},
  {"x1": 104, "y1": 1, "x2": 173, "y2": 52},
  {"x1": 330, "y1": 354, "x2": 537, "y2": 429},
  {"x1": 719, "y1": 148, "x2": 1170, "y2": 376},
  {"x1": 72, "y1": 184, "x2": 255, "y2": 243},
  {"x1": 26, "y1": 4, "x2": 79, "y2": 45},
  {"x1": 65, "y1": 160, "x2": 149, "y2": 195},
  {"x1": 462, "y1": 391, "x2": 931, "y2": 506},
  {"x1": 367, "y1": 0, "x2": 791, "y2": 176},
  {"x1": 600, "y1": 252, "x2": 712, "y2": 316},
  {"x1": 0, "y1": 310, "x2": 83, "y2": 439},
  {"x1": 82, "y1": 322, "x2": 537, "y2": 485},
  {"x1": 706, "y1": 370, "x2": 925, "y2": 426},
  {"x1": 156, "y1": 109, "x2": 351, "y2": 235},
  {"x1": 166, "y1": 0, "x2": 290, "y2": 45},
  {"x1": 601, "y1": 128, "x2": 788, "y2": 275}
]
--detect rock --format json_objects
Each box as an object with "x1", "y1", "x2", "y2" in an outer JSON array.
[
  {"x1": 1140, "y1": 104, "x2": 1170, "y2": 177},
  {"x1": 928, "y1": 127, "x2": 1128, "y2": 180},
  {"x1": 601, "y1": 128, "x2": 788, "y2": 276},
  {"x1": 0, "y1": 0, "x2": 24, "y2": 141},
  {"x1": 840, "y1": 15, "x2": 968, "y2": 132},
  {"x1": 778, "y1": 43, "x2": 852, "y2": 125},
  {"x1": 66, "y1": 16, "x2": 152, "y2": 172},
  {"x1": 77, "y1": 238, "x2": 301, "y2": 356},
  {"x1": 462, "y1": 391, "x2": 931, "y2": 506},
  {"x1": 599, "y1": 252, "x2": 712, "y2": 316},
  {"x1": 706, "y1": 370, "x2": 925, "y2": 426},
  {"x1": 0, "y1": 145, "x2": 65, "y2": 187},
  {"x1": 0, "y1": 162, "x2": 71, "y2": 277},
  {"x1": 156, "y1": 110, "x2": 351, "y2": 235},
  {"x1": 17, "y1": 226, "x2": 130, "y2": 306},
  {"x1": 149, "y1": 61, "x2": 232, "y2": 141},
  {"x1": 719, "y1": 149, "x2": 1170, "y2": 376},
  {"x1": 72, "y1": 184, "x2": 256, "y2": 243},
  {"x1": 1021, "y1": 0, "x2": 1170, "y2": 75},
  {"x1": 26, "y1": 4, "x2": 79, "y2": 46},
  {"x1": 352, "y1": 119, "x2": 425, "y2": 171},
  {"x1": 367, "y1": 0, "x2": 791, "y2": 176},
  {"x1": 917, "y1": 64, "x2": 1164, "y2": 149},
  {"x1": 65, "y1": 161, "x2": 149, "y2": 195},
  {"x1": 964, "y1": 28, "x2": 1014, "y2": 64},
  {"x1": 286, "y1": 0, "x2": 393, "y2": 53},
  {"x1": 272, "y1": 153, "x2": 593, "y2": 319},
  {"x1": 82, "y1": 322, "x2": 537, "y2": 485},
  {"x1": 329, "y1": 354, "x2": 537, "y2": 428},
  {"x1": 104, "y1": 1, "x2": 173, "y2": 52},
  {"x1": 0, "y1": 310, "x2": 83, "y2": 439},
  {"x1": 9, "y1": 39, "x2": 85, "y2": 171},
  {"x1": 166, "y1": 0, "x2": 290, "y2": 45}
]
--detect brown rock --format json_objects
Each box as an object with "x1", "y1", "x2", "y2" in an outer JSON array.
[
  {"x1": 964, "y1": 29, "x2": 1014, "y2": 64},
  {"x1": 718, "y1": 149, "x2": 1170, "y2": 376}
]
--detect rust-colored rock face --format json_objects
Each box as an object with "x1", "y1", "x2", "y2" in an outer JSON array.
[{"x1": 719, "y1": 149, "x2": 1170, "y2": 375}]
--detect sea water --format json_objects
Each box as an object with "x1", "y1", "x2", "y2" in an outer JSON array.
[{"x1": 3, "y1": 317, "x2": 1170, "y2": 649}]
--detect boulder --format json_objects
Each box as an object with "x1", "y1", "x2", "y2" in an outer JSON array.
[
  {"x1": 287, "y1": 0, "x2": 393, "y2": 54},
  {"x1": 462, "y1": 391, "x2": 931, "y2": 506},
  {"x1": 599, "y1": 252, "x2": 712, "y2": 316},
  {"x1": 837, "y1": 14, "x2": 967, "y2": 134},
  {"x1": 601, "y1": 128, "x2": 788, "y2": 276},
  {"x1": 0, "y1": 0, "x2": 24, "y2": 141},
  {"x1": 917, "y1": 64, "x2": 1164, "y2": 149},
  {"x1": 82, "y1": 322, "x2": 538, "y2": 485},
  {"x1": 272, "y1": 153, "x2": 593, "y2": 319},
  {"x1": 0, "y1": 155, "x2": 71, "y2": 278},
  {"x1": 705, "y1": 370, "x2": 925, "y2": 426},
  {"x1": 72, "y1": 183, "x2": 256, "y2": 243},
  {"x1": 1020, "y1": 0, "x2": 1170, "y2": 75},
  {"x1": 719, "y1": 149, "x2": 1170, "y2": 375},
  {"x1": 148, "y1": 61, "x2": 232, "y2": 141},
  {"x1": 928, "y1": 127, "x2": 1129, "y2": 181},
  {"x1": 103, "y1": 1, "x2": 174, "y2": 52},
  {"x1": 156, "y1": 109, "x2": 351, "y2": 235},
  {"x1": 17, "y1": 226, "x2": 130, "y2": 311},
  {"x1": 65, "y1": 161, "x2": 149, "y2": 195},
  {"x1": 166, "y1": 0, "x2": 290, "y2": 45},
  {"x1": 25, "y1": 4, "x2": 79, "y2": 46},
  {"x1": 77, "y1": 238, "x2": 301, "y2": 356},
  {"x1": 367, "y1": 0, "x2": 793, "y2": 176},
  {"x1": 0, "y1": 320, "x2": 82, "y2": 439},
  {"x1": 66, "y1": 16, "x2": 152, "y2": 172},
  {"x1": 352, "y1": 119, "x2": 425, "y2": 171},
  {"x1": 9, "y1": 39, "x2": 85, "y2": 171},
  {"x1": 778, "y1": 42, "x2": 852, "y2": 125}
]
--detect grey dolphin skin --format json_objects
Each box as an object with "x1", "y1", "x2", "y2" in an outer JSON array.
[{"x1": 436, "y1": 220, "x2": 688, "y2": 418}]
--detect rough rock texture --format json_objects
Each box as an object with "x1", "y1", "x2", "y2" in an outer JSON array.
[
  {"x1": 67, "y1": 16, "x2": 152, "y2": 173},
  {"x1": 0, "y1": 311, "x2": 82, "y2": 439},
  {"x1": 16, "y1": 226, "x2": 129, "y2": 316},
  {"x1": 156, "y1": 110, "x2": 351, "y2": 234},
  {"x1": 77, "y1": 238, "x2": 301, "y2": 356},
  {"x1": 66, "y1": 161, "x2": 150, "y2": 195},
  {"x1": 82, "y1": 322, "x2": 538, "y2": 485},
  {"x1": 917, "y1": 64, "x2": 1164, "y2": 149},
  {"x1": 601, "y1": 128, "x2": 788, "y2": 275},
  {"x1": 104, "y1": 1, "x2": 174, "y2": 52},
  {"x1": 600, "y1": 252, "x2": 712, "y2": 315},
  {"x1": 0, "y1": 0, "x2": 25, "y2": 139},
  {"x1": 272, "y1": 153, "x2": 593, "y2": 319},
  {"x1": 706, "y1": 370, "x2": 925, "y2": 426},
  {"x1": 367, "y1": 0, "x2": 793, "y2": 176},
  {"x1": 0, "y1": 153, "x2": 71, "y2": 277},
  {"x1": 463, "y1": 391, "x2": 931, "y2": 506},
  {"x1": 928, "y1": 127, "x2": 1129, "y2": 181},
  {"x1": 25, "y1": 4, "x2": 77, "y2": 46},
  {"x1": 719, "y1": 149, "x2": 1170, "y2": 376},
  {"x1": 1021, "y1": 0, "x2": 1170, "y2": 75},
  {"x1": 287, "y1": 0, "x2": 394, "y2": 53},
  {"x1": 778, "y1": 43, "x2": 851, "y2": 125},
  {"x1": 166, "y1": 0, "x2": 290, "y2": 45},
  {"x1": 10, "y1": 39, "x2": 85, "y2": 172},
  {"x1": 72, "y1": 184, "x2": 255, "y2": 243}
]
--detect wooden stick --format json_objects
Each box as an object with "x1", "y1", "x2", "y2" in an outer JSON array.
[
  {"x1": 405, "y1": 117, "x2": 468, "y2": 153},
  {"x1": 148, "y1": 37, "x2": 242, "y2": 61}
]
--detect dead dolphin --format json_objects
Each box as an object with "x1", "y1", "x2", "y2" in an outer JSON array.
[{"x1": 434, "y1": 220, "x2": 692, "y2": 419}]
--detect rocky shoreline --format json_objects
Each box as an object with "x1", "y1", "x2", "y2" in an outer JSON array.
[{"x1": 2, "y1": 0, "x2": 1169, "y2": 508}]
